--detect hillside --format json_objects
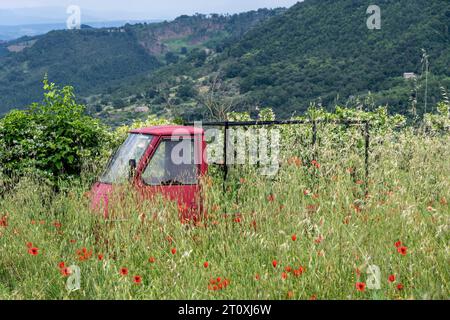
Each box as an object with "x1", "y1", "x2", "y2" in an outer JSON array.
[
  {"x1": 106, "y1": 0, "x2": 450, "y2": 122},
  {"x1": 0, "y1": 9, "x2": 284, "y2": 115},
  {"x1": 0, "y1": 1, "x2": 449, "y2": 124},
  {"x1": 224, "y1": 0, "x2": 450, "y2": 116}
]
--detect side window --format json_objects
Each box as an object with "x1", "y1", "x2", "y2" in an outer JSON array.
[{"x1": 142, "y1": 138, "x2": 199, "y2": 186}]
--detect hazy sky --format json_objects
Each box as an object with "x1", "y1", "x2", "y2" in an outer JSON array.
[{"x1": 0, "y1": 0, "x2": 301, "y2": 20}]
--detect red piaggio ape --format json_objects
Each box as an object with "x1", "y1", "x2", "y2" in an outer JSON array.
[{"x1": 90, "y1": 126, "x2": 207, "y2": 220}]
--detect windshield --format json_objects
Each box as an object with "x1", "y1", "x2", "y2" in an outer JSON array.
[{"x1": 99, "y1": 133, "x2": 153, "y2": 184}]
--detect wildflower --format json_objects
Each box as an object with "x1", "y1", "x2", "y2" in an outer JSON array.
[
  {"x1": 26, "y1": 242, "x2": 33, "y2": 248},
  {"x1": 310, "y1": 295, "x2": 317, "y2": 300},
  {"x1": 355, "y1": 282, "x2": 366, "y2": 292},
  {"x1": 120, "y1": 267, "x2": 129, "y2": 276},
  {"x1": 388, "y1": 274, "x2": 396, "y2": 283},
  {"x1": 60, "y1": 267, "x2": 71, "y2": 277},
  {"x1": 233, "y1": 217, "x2": 241, "y2": 223},
  {"x1": 303, "y1": 189, "x2": 311, "y2": 196},
  {"x1": 76, "y1": 247, "x2": 93, "y2": 261},
  {"x1": 203, "y1": 261, "x2": 209, "y2": 268},
  {"x1": 281, "y1": 272, "x2": 288, "y2": 280},
  {"x1": 52, "y1": 221, "x2": 62, "y2": 229},
  {"x1": 28, "y1": 247, "x2": 39, "y2": 256},
  {"x1": 149, "y1": 257, "x2": 156, "y2": 263},
  {"x1": 171, "y1": 248, "x2": 177, "y2": 255},
  {"x1": 208, "y1": 277, "x2": 229, "y2": 291},
  {"x1": 255, "y1": 274, "x2": 260, "y2": 281},
  {"x1": 397, "y1": 246, "x2": 407, "y2": 256},
  {"x1": 287, "y1": 291, "x2": 294, "y2": 299},
  {"x1": 98, "y1": 254, "x2": 104, "y2": 261},
  {"x1": 133, "y1": 275, "x2": 142, "y2": 284},
  {"x1": 397, "y1": 283, "x2": 404, "y2": 291},
  {"x1": 267, "y1": 194, "x2": 275, "y2": 202},
  {"x1": 291, "y1": 234, "x2": 297, "y2": 241},
  {"x1": 314, "y1": 235, "x2": 323, "y2": 244},
  {"x1": 58, "y1": 262, "x2": 65, "y2": 269},
  {"x1": 0, "y1": 215, "x2": 7, "y2": 227},
  {"x1": 272, "y1": 260, "x2": 277, "y2": 268},
  {"x1": 311, "y1": 160, "x2": 320, "y2": 169},
  {"x1": 394, "y1": 241, "x2": 402, "y2": 248}
]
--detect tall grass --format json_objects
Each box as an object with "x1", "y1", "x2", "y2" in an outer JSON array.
[{"x1": 0, "y1": 128, "x2": 448, "y2": 300}]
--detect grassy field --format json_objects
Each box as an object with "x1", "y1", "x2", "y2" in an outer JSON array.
[{"x1": 0, "y1": 127, "x2": 448, "y2": 300}]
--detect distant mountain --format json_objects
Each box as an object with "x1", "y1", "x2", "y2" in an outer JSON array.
[
  {"x1": 119, "y1": 0, "x2": 449, "y2": 121},
  {"x1": 0, "y1": 20, "x2": 163, "y2": 41}
]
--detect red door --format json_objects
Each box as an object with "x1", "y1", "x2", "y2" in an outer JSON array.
[{"x1": 135, "y1": 134, "x2": 206, "y2": 221}]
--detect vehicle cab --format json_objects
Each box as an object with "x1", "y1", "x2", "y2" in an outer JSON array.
[{"x1": 90, "y1": 126, "x2": 207, "y2": 220}]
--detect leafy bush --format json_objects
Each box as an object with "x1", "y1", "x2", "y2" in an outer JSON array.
[{"x1": 0, "y1": 79, "x2": 111, "y2": 186}]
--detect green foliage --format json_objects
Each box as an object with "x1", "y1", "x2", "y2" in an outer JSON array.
[{"x1": 0, "y1": 78, "x2": 111, "y2": 185}]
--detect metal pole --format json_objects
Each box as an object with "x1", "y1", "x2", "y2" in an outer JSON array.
[
  {"x1": 364, "y1": 121, "x2": 370, "y2": 197},
  {"x1": 312, "y1": 120, "x2": 317, "y2": 161},
  {"x1": 223, "y1": 121, "x2": 229, "y2": 193}
]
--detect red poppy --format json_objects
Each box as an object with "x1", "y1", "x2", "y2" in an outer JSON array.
[
  {"x1": 356, "y1": 282, "x2": 366, "y2": 292},
  {"x1": 297, "y1": 266, "x2": 305, "y2": 275},
  {"x1": 311, "y1": 160, "x2": 321, "y2": 169},
  {"x1": 98, "y1": 254, "x2": 104, "y2": 261},
  {"x1": 28, "y1": 247, "x2": 39, "y2": 256},
  {"x1": 272, "y1": 260, "x2": 277, "y2": 268},
  {"x1": 0, "y1": 215, "x2": 8, "y2": 227},
  {"x1": 233, "y1": 217, "x2": 241, "y2": 223},
  {"x1": 291, "y1": 234, "x2": 297, "y2": 241},
  {"x1": 133, "y1": 275, "x2": 142, "y2": 284},
  {"x1": 69, "y1": 239, "x2": 76, "y2": 244},
  {"x1": 171, "y1": 248, "x2": 177, "y2": 255},
  {"x1": 26, "y1": 242, "x2": 33, "y2": 248},
  {"x1": 287, "y1": 291, "x2": 294, "y2": 299},
  {"x1": 255, "y1": 274, "x2": 260, "y2": 281},
  {"x1": 203, "y1": 261, "x2": 209, "y2": 268},
  {"x1": 281, "y1": 272, "x2": 288, "y2": 280},
  {"x1": 52, "y1": 221, "x2": 62, "y2": 229},
  {"x1": 388, "y1": 274, "x2": 396, "y2": 283},
  {"x1": 60, "y1": 267, "x2": 71, "y2": 277},
  {"x1": 267, "y1": 194, "x2": 275, "y2": 202},
  {"x1": 310, "y1": 295, "x2": 317, "y2": 300},
  {"x1": 58, "y1": 262, "x2": 65, "y2": 269},
  {"x1": 394, "y1": 241, "x2": 402, "y2": 248},
  {"x1": 120, "y1": 267, "x2": 129, "y2": 276},
  {"x1": 149, "y1": 257, "x2": 156, "y2": 263},
  {"x1": 397, "y1": 246, "x2": 407, "y2": 256},
  {"x1": 76, "y1": 247, "x2": 93, "y2": 261},
  {"x1": 397, "y1": 283, "x2": 404, "y2": 291},
  {"x1": 303, "y1": 189, "x2": 311, "y2": 196}
]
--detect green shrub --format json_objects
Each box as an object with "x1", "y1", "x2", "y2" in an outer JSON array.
[{"x1": 0, "y1": 78, "x2": 111, "y2": 186}]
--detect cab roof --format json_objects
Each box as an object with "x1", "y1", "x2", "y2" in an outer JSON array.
[{"x1": 129, "y1": 125, "x2": 204, "y2": 136}]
